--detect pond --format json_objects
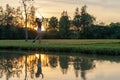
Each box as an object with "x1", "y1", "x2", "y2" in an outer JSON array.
[{"x1": 0, "y1": 51, "x2": 120, "y2": 80}]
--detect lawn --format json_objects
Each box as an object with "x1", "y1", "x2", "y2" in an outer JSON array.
[{"x1": 0, "y1": 39, "x2": 120, "y2": 55}]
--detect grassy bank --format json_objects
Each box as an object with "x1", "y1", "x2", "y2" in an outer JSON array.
[{"x1": 0, "y1": 39, "x2": 120, "y2": 55}]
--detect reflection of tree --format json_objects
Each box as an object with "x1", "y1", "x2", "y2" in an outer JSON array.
[
  {"x1": 0, "y1": 52, "x2": 97, "y2": 80},
  {"x1": 49, "y1": 56, "x2": 58, "y2": 68},
  {"x1": 0, "y1": 58, "x2": 23, "y2": 80},
  {"x1": 80, "y1": 58, "x2": 95, "y2": 80},
  {"x1": 59, "y1": 56, "x2": 69, "y2": 74},
  {"x1": 0, "y1": 54, "x2": 23, "y2": 80},
  {"x1": 12, "y1": 57, "x2": 23, "y2": 78},
  {"x1": 24, "y1": 55, "x2": 27, "y2": 80},
  {"x1": 3, "y1": 59, "x2": 13, "y2": 80},
  {"x1": 73, "y1": 57, "x2": 95, "y2": 80},
  {"x1": 73, "y1": 57, "x2": 81, "y2": 77},
  {"x1": 27, "y1": 55, "x2": 37, "y2": 79},
  {"x1": 29, "y1": 59, "x2": 36, "y2": 79},
  {"x1": 0, "y1": 53, "x2": 46, "y2": 80}
]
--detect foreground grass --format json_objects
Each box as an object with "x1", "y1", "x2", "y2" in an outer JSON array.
[{"x1": 0, "y1": 39, "x2": 120, "y2": 55}]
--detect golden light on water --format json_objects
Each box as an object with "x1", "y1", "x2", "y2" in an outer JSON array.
[
  {"x1": 41, "y1": 54, "x2": 46, "y2": 60},
  {"x1": 35, "y1": 54, "x2": 45, "y2": 60},
  {"x1": 35, "y1": 54, "x2": 39, "y2": 59}
]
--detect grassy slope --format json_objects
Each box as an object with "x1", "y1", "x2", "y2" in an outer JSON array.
[{"x1": 0, "y1": 39, "x2": 120, "y2": 55}]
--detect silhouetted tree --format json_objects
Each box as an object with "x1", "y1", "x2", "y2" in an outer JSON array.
[
  {"x1": 48, "y1": 16, "x2": 58, "y2": 31},
  {"x1": 5, "y1": 4, "x2": 15, "y2": 26},
  {"x1": 72, "y1": 7, "x2": 81, "y2": 38},
  {"x1": 80, "y1": 25, "x2": 111, "y2": 39},
  {"x1": 28, "y1": 6, "x2": 36, "y2": 29},
  {"x1": 80, "y1": 5, "x2": 95, "y2": 28},
  {"x1": 109, "y1": 22, "x2": 120, "y2": 39},
  {"x1": 21, "y1": 0, "x2": 34, "y2": 41},
  {"x1": 13, "y1": 7, "x2": 24, "y2": 27},
  {"x1": 59, "y1": 11, "x2": 70, "y2": 38},
  {"x1": 0, "y1": 6, "x2": 5, "y2": 24}
]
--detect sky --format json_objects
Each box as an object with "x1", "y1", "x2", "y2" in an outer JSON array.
[{"x1": 0, "y1": 0, "x2": 120, "y2": 24}]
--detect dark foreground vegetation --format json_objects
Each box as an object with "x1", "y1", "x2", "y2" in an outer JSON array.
[{"x1": 1, "y1": 23, "x2": 120, "y2": 39}]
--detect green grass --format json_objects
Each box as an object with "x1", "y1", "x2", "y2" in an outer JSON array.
[{"x1": 0, "y1": 39, "x2": 120, "y2": 55}]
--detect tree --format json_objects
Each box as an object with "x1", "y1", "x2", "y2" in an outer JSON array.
[
  {"x1": 28, "y1": 6, "x2": 36, "y2": 29},
  {"x1": 59, "y1": 11, "x2": 70, "y2": 38},
  {"x1": 72, "y1": 5, "x2": 95, "y2": 39},
  {"x1": 13, "y1": 7, "x2": 24, "y2": 27},
  {"x1": 0, "y1": 5, "x2": 14, "y2": 25},
  {"x1": 0, "y1": 4, "x2": 14, "y2": 26},
  {"x1": 48, "y1": 16, "x2": 58, "y2": 31},
  {"x1": 73, "y1": 7, "x2": 81, "y2": 30},
  {"x1": 109, "y1": 22, "x2": 120, "y2": 39},
  {"x1": 0, "y1": 6, "x2": 4, "y2": 24},
  {"x1": 21, "y1": 0, "x2": 34, "y2": 41},
  {"x1": 110, "y1": 22, "x2": 120, "y2": 27},
  {"x1": 80, "y1": 5, "x2": 95, "y2": 28},
  {"x1": 72, "y1": 7, "x2": 81, "y2": 38}
]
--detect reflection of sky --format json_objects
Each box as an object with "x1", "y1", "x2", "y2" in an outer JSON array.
[
  {"x1": 87, "y1": 61, "x2": 120, "y2": 80},
  {"x1": 0, "y1": 0, "x2": 120, "y2": 24}
]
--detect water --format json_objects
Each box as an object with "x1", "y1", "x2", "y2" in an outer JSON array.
[{"x1": 0, "y1": 51, "x2": 120, "y2": 80}]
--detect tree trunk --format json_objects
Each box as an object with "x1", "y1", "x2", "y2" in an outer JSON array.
[
  {"x1": 25, "y1": 13, "x2": 28, "y2": 42},
  {"x1": 24, "y1": 3, "x2": 28, "y2": 42}
]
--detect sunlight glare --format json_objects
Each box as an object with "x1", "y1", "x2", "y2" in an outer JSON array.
[
  {"x1": 35, "y1": 12, "x2": 45, "y2": 31},
  {"x1": 34, "y1": 26, "x2": 45, "y2": 31},
  {"x1": 35, "y1": 12, "x2": 42, "y2": 19},
  {"x1": 41, "y1": 26, "x2": 45, "y2": 31}
]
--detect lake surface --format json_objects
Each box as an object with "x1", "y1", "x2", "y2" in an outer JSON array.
[{"x1": 0, "y1": 51, "x2": 120, "y2": 80}]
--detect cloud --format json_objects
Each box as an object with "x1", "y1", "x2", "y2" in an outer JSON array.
[
  {"x1": 83, "y1": 0, "x2": 120, "y2": 9},
  {"x1": 1, "y1": 0, "x2": 120, "y2": 23}
]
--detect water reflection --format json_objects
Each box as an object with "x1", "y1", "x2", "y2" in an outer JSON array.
[
  {"x1": 0, "y1": 53, "x2": 23, "y2": 80},
  {"x1": 59, "y1": 56, "x2": 69, "y2": 74},
  {"x1": 0, "y1": 52, "x2": 120, "y2": 80},
  {"x1": 49, "y1": 55, "x2": 58, "y2": 68},
  {"x1": 35, "y1": 54, "x2": 44, "y2": 78}
]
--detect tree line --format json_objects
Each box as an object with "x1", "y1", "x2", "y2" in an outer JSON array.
[{"x1": 0, "y1": 4, "x2": 120, "y2": 39}]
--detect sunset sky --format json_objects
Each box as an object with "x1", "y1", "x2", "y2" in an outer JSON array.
[{"x1": 1, "y1": 0, "x2": 120, "y2": 24}]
